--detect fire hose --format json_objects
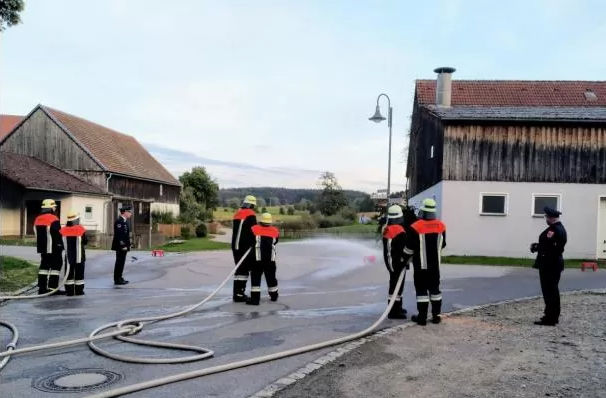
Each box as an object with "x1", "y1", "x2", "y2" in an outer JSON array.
[{"x1": 0, "y1": 248, "x2": 407, "y2": 397}]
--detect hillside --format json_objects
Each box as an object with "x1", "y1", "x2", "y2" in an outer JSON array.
[{"x1": 219, "y1": 187, "x2": 370, "y2": 205}]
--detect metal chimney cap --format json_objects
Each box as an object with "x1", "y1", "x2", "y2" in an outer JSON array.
[{"x1": 434, "y1": 67, "x2": 456, "y2": 74}]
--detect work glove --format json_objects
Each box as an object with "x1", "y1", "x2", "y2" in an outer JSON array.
[{"x1": 530, "y1": 243, "x2": 538, "y2": 253}]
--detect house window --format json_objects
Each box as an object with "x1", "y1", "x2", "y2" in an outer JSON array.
[
  {"x1": 160, "y1": 184, "x2": 163, "y2": 197},
  {"x1": 532, "y1": 194, "x2": 560, "y2": 217},
  {"x1": 85, "y1": 206, "x2": 93, "y2": 220},
  {"x1": 480, "y1": 193, "x2": 508, "y2": 216}
]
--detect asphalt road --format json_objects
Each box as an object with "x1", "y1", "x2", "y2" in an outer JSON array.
[{"x1": 1, "y1": 238, "x2": 605, "y2": 398}]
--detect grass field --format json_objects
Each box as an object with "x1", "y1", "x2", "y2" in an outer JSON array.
[
  {"x1": 156, "y1": 237, "x2": 231, "y2": 252},
  {"x1": 442, "y1": 255, "x2": 588, "y2": 268},
  {"x1": 213, "y1": 206, "x2": 307, "y2": 222},
  {"x1": 0, "y1": 256, "x2": 38, "y2": 292}
]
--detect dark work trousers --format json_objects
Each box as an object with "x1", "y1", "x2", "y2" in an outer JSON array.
[
  {"x1": 413, "y1": 265, "x2": 442, "y2": 320},
  {"x1": 539, "y1": 267, "x2": 562, "y2": 322},
  {"x1": 114, "y1": 250, "x2": 127, "y2": 283},
  {"x1": 38, "y1": 253, "x2": 63, "y2": 293},
  {"x1": 386, "y1": 262, "x2": 406, "y2": 312},
  {"x1": 66, "y1": 261, "x2": 85, "y2": 296},
  {"x1": 47, "y1": 253, "x2": 63, "y2": 290},
  {"x1": 233, "y1": 250, "x2": 253, "y2": 299},
  {"x1": 249, "y1": 261, "x2": 278, "y2": 303}
]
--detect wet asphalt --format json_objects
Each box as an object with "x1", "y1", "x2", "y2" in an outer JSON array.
[{"x1": 1, "y1": 238, "x2": 605, "y2": 397}]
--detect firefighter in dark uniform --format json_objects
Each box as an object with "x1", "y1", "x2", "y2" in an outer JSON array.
[
  {"x1": 247, "y1": 213, "x2": 280, "y2": 305},
  {"x1": 403, "y1": 198, "x2": 446, "y2": 325},
  {"x1": 231, "y1": 195, "x2": 257, "y2": 302},
  {"x1": 530, "y1": 206, "x2": 567, "y2": 326},
  {"x1": 382, "y1": 205, "x2": 408, "y2": 319},
  {"x1": 34, "y1": 199, "x2": 64, "y2": 294},
  {"x1": 112, "y1": 205, "x2": 132, "y2": 285},
  {"x1": 60, "y1": 210, "x2": 88, "y2": 296}
]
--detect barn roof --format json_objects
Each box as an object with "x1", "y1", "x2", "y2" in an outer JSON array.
[
  {"x1": 0, "y1": 151, "x2": 108, "y2": 195},
  {"x1": 0, "y1": 115, "x2": 23, "y2": 140},
  {"x1": 416, "y1": 80, "x2": 606, "y2": 107},
  {"x1": 426, "y1": 106, "x2": 606, "y2": 122},
  {"x1": 38, "y1": 106, "x2": 180, "y2": 186}
]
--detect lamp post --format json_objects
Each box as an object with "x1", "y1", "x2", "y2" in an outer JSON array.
[{"x1": 369, "y1": 93, "x2": 393, "y2": 203}]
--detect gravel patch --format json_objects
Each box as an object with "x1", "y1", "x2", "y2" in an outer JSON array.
[{"x1": 275, "y1": 292, "x2": 606, "y2": 398}]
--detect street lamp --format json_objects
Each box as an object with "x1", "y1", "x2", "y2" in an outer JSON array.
[{"x1": 369, "y1": 93, "x2": 393, "y2": 201}]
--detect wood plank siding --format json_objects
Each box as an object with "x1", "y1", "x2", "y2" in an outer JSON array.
[
  {"x1": 1, "y1": 108, "x2": 102, "y2": 172},
  {"x1": 108, "y1": 175, "x2": 180, "y2": 203},
  {"x1": 406, "y1": 102, "x2": 445, "y2": 195},
  {"x1": 442, "y1": 124, "x2": 606, "y2": 184}
]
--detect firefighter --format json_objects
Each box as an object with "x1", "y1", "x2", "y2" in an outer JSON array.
[
  {"x1": 231, "y1": 195, "x2": 257, "y2": 302},
  {"x1": 112, "y1": 205, "x2": 132, "y2": 285},
  {"x1": 530, "y1": 207, "x2": 567, "y2": 326},
  {"x1": 34, "y1": 199, "x2": 64, "y2": 294},
  {"x1": 60, "y1": 210, "x2": 88, "y2": 296},
  {"x1": 382, "y1": 205, "x2": 408, "y2": 319},
  {"x1": 247, "y1": 212, "x2": 280, "y2": 305},
  {"x1": 403, "y1": 198, "x2": 446, "y2": 325}
]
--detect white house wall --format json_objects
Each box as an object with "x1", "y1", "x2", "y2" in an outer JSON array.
[
  {"x1": 62, "y1": 195, "x2": 110, "y2": 233},
  {"x1": 409, "y1": 182, "x2": 444, "y2": 219},
  {"x1": 440, "y1": 181, "x2": 606, "y2": 259}
]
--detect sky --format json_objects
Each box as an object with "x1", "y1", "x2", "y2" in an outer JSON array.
[{"x1": 1, "y1": 0, "x2": 605, "y2": 193}]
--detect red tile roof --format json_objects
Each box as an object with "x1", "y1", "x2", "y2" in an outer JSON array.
[
  {"x1": 416, "y1": 80, "x2": 606, "y2": 107},
  {"x1": 0, "y1": 152, "x2": 107, "y2": 195},
  {"x1": 41, "y1": 106, "x2": 180, "y2": 186},
  {"x1": 0, "y1": 115, "x2": 23, "y2": 140}
]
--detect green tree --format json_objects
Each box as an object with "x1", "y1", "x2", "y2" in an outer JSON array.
[
  {"x1": 287, "y1": 206, "x2": 295, "y2": 215},
  {"x1": 355, "y1": 195, "x2": 375, "y2": 212},
  {"x1": 179, "y1": 167, "x2": 220, "y2": 211},
  {"x1": 179, "y1": 187, "x2": 206, "y2": 224},
  {"x1": 0, "y1": 0, "x2": 24, "y2": 31},
  {"x1": 317, "y1": 172, "x2": 347, "y2": 216},
  {"x1": 227, "y1": 197, "x2": 241, "y2": 209},
  {"x1": 256, "y1": 197, "x2": 266, "y2": 207},
  {"x1": 279, "y1": 207, "x2": 285, "y2": 215}
]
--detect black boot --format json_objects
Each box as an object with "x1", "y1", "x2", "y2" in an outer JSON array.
[
  {"x1": 411, "y1": 314, "x2": 427, "y2": 325},
  {"x1": 246, "y1": 291, "x2": 260, "y2": 305},
  {"x1": 431, "y1": 315, "x2": 442, "y2": 324},
  {"x1": 388, "y1": 300, "x2": 407, "y2": 319},
  {"x1": 269, "y1": 291, "x2": 278, "y2": 302},
  {"x1": 233, "y1": 280, "x2": 248, "y2": 302}
]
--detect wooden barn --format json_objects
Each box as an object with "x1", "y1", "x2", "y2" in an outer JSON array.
[
  {"x1": 0, "y1": 105, "x2": 181, "y2": 248},
  {"x1": 406, "y1": 68, "x2": 606, "y2": 259}
]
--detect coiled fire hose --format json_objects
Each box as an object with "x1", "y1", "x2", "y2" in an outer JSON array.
[{"x1": 1, "y1": 248, "x2": 407, "y2": 398}]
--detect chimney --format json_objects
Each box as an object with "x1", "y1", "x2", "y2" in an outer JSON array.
[{"x1": 434, "y1": 67, "x2": 456, "y2": 107}]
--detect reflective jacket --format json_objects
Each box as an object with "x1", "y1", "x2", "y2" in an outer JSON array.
[
  {"x1": 251, "y1": 225, "x2": 279, "y2": 264},
  {"x1": 60, "y1": 224, "x2": 88, "y2": 265},
  {"x1": 34, "y1": 213, "x2": 63, "y2": 254},
  {"x1": 231, "y1": 208, "x2": 257, "y2": 254},
  {"x1": 404, "y1": 219, "x2": 446, "y2": 270},
  {"x1": 382, "y1": 224, "x2": 406, "y2": 272}
]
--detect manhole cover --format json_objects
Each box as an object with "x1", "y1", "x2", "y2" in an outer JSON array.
[{"x1": 33, "y1": 368, "x2": 122, "y2": 393}]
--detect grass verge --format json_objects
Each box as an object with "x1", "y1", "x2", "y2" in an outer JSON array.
[
  {"x1": 156, "y1": 237, "x2": 231, "y2": 252},
  {"x1": 0, "y1": 256, "x2": 38, "y2": 293},
  {"x1": 442, "y1": 255, "x2": 588, "y2": 268},
  {"x1": 320, "y1": 223, "x2": 378, "y2": 234},
  {"x1": 0, "y1": 237, "x2": 36, "y2": 246}
]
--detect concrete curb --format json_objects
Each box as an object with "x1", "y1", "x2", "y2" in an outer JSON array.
[{"x1": 250, "y1": 288, "x2": 606, "y2": 398}]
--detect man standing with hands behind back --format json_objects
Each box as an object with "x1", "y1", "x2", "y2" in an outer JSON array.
[{"x1": 112, "y1": 205, "x2": 132, "y2": 285}]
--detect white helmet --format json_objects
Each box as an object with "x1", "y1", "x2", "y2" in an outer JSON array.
[{"x1": 387, "y1": 205, "x2": 403, "y2": 219}]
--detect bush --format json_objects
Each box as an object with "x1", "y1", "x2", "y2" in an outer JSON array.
[
  {"x1": 338, "y1": 206, "x2": 357, "y2": 222},
  {"x1": 280, "y1": 214, "x2": 317, "y2": 231},
  {"x1": 279, "y1": 207, "x2": 285, "y2": 215},
  {"x1": 287, "y1": 206, "x2": 295, "y2": 215},
  {"x1": 152, "y1": 210, "x2": 176, "y2": 224},
  {"x1": 181, "y1": 226, "x2": 191, "y2": 239},
  {"x1": 261, "y1": 207, "x2": 267, "y2": 213},
  {"x1": 316, "y1": 215, "x2": 349, "y2": 228},
  {"x1": 195, "y1": 223, "x2": 208, "y2": 238}
]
